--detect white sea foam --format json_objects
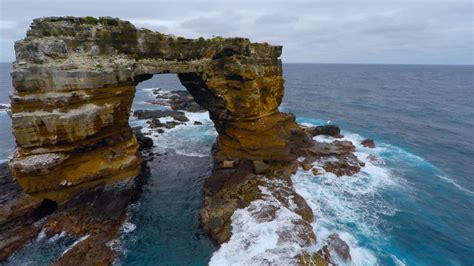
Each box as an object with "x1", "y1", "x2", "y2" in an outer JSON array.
[
  {"x1": 35, "y1": 228, "x2": 47, "y2": 242},
  {"x1": 122, "y1": 222, "x2": 136, "y2": 234},
  {"x1": 290, "y1": 127, "x2": 408, "y2": 265},
  {"x1": 209, "y1": 185, "x2": 311, "y2": 265},
  {"x1": 438, "y1": 175, "x2": 474, "y2": 195},
  {"x1": 47, "y1": 231, "x2": 67, "y2": 242},
  {"x1": 145, "y1": 111, "x2": 217, "y2": 157},
  {"x1": 391, "y1": 254, "x2": 407, "y2": 266},
  {"x1": 61, "y1": 234, "x2": 90, "y2": 256},
  {"x1": 209, "y1": 125, "x2": 408, "y2": 265}
]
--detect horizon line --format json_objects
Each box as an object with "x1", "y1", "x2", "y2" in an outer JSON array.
[{"x1": 0, "y1": 61, "x2": 472, "y2": 66}]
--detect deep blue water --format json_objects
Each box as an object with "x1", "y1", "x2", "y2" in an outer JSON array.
[
  {"x1": 0, "y1": 63, "x2": 473, "y2": 265},
  {"x1": 282, "y1": 64, "x2": 474, "y2": 266}
]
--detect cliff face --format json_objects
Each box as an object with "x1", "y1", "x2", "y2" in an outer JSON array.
[
  {"x1": 2, "y1": 17, "x2": 365, "y2": 264},
  {"x1": 9, "y1": 16, "x2": 297, "y2": 196}
]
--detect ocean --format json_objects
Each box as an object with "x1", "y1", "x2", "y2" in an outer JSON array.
[{"x1": 1, "y1": 63, "x2": 473, "y2": 265}]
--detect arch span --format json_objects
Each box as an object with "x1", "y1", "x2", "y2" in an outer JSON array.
[{"x1": 9, "y1": 17, "x2": 301, "y2": 196}]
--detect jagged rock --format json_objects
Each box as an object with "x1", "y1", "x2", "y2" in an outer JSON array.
[
  {"x1": 327, "y1": 233, "x2": 352, "y2": 261},
  {"x1": 323, "y1": 154, "x2": 362, "y2": 177},
  {"x1": 306, "y1": 124, "x2": 342, "y2": 138},
  {"x1": 308, "y1": 140, "x2": 355, "y2": 156},
  {"x1": 0, "y1": 104, "x2": 8, "y2": 110},
  {"x1": 200, "y1": 160, "x2": 316, "y2": 248},
  {"x1": 3, "y1": 16, "x2": 365, "y2": 265},
  {"x1": 133, "y1": 127, "x2": 153, "y2": 149},
  {"x1": 361, "y1": 138, "x2": 376, "y2": 148},
  {"x1": 9, "y1": 16, "x2": 297, "y2": 196},
  {"x1": 134, "y1": 109, "x2": 187, "y2": 121},
  {"x1": 158, "y1": 90, "x2": 206, "y2": 112}
]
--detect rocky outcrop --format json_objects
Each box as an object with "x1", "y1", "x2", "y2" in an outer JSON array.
[
  {"x1": 361, "y1": 138, "x2": 376, "y2": 148},
  {"x1": 9, "y1": 16, "x2": 293, "y2": 198},
  {"x1": 305, "y1": 124, "x2": 342, "y2": 138},
  {"x1": 3, "y1": 16, "x2": 366, "y2": 264}
]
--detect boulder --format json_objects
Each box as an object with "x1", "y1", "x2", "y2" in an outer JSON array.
[
  {"x1": 327, "y1": 233, "x2": 352, "y2": 261},
  {"x1": 323, "y1": 154, "x2": 362, "y2": 177},
  {"x1": 134, "y1": 110, "x2": 188, "y2": 121},
  {"x1": 133, "y1": 128, "x2": 153, "y2": 149},
  {"x1": 306, "y1": 125, "x2": 341, "y2": 138},
  {"x1": 361, "y1": 138, "x2": 376, "y2": 148}
]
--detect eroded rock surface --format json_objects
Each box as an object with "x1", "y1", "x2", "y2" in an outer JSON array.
[
  {"x1": 9, "y1": 16, "x2": 295, "y2": 198},
  {"x1": 3, "y1": 16, "x2": 368, "y2": 264}
]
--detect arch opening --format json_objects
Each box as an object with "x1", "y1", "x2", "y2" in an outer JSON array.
[{"x1": 8, "y1": 16, "x2": 299, "y2": 198}]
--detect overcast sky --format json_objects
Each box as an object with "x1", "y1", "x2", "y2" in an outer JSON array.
[{"x1": 0, "y1": 0, "x2": 472, "y2": 64}]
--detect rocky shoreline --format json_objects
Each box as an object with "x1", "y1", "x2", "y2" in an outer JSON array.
[
  {"x1": 0, "y1": 141, "x2": 153, "y2": 264},
  {"x1": 1, "y1": 16, "x2": 380, "y2": 265},
  {"x1": 1, "y1": 88, "x2": 378, "y2": 264}
]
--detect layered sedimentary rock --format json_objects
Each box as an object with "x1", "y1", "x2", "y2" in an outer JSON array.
[
  {"x1": 3, "y1": 16, "x2": 365, "y2": 264},
  {"x1": 9, "y1": 16, "x2": 295, "y2": 197}
]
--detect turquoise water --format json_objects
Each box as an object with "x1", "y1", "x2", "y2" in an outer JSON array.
[
  {"x1": 283, "y1": 64, "x2": 474, "y2": 265},
  {"x1": 1, "y1": 64, "x2": 473, "y2": 265}
]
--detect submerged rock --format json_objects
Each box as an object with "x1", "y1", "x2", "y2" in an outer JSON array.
[
  {"x1": 361, "y1": 138, "x2": 376, "y2": 148},
  {"x1": 306, "y1": 124, "x2": 342, "y2": 138},
  {"x1": 134, "y1": 109, "x2": 188, "y2": 121},
  {"x1": 323, "y1": 154, "x2": 362, "y2": 177},
  {"x1": 160, "y1": 90, "x2": 206, "y2": 112},
  {"x1": 327, "y1": 233, "x2": 352, "y2": 261},
  {"x1": 133, "y1": 127, "x2": 154, "y2": 149}
]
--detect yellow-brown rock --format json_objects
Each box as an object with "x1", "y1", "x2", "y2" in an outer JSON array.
[{"x1": 9, "y1": 16, "x2": 293, "y2": 196}]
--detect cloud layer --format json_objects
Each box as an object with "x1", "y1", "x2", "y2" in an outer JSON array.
[{"x1": 0, "y1": 0, "x2": 472, "y2": 64}]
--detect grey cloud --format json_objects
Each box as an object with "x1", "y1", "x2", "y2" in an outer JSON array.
[
  {"x1": 0, "y1": 0, "x2": 472, "y2": 64},
  {"x1": 255, "y1": 14, "x2": 298, "y2": 25}
]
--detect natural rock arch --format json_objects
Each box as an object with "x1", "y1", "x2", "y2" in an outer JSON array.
[{"x1": 9, "y1": 17, "x2": 301, "y2": 198}]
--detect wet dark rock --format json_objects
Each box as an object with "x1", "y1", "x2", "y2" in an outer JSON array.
[
  {"x1": 0, "y1": 104, "x2": 8, "y2": 110},
  {"x1": 149, "y1": 118, "x2": 165, "y2": 128},
  {"x1": 165, "y1": 121, "x2": 182, "y2": 129},
  {"x1": 306, "y1": 125, "x2": 342, "y2": 138},
  {"x1": 0, "y1": 163, "x2": 22, "y2": 206},
  {"x1": 133, "y1": 128, "x2": 153, "y2": 149},
  {"x1": 148, "y1": 119, "x2": 183, "y2": 129},
  {"x1": 134, "y1": 109, "x2": 188, "y2": 121},
  {"x1": 327, "y1": 233, "x2": 351, "y2": 261},
  {"x1": 194, "y1": 121, "x2": 203, "y2": 125},
  {"x1": 155, "y1": 90, "x2": 206, "y2": 112},
  {"x1": 323, "y1": 154, "x2": 362, "y2": 177},
  {"x1": 361, "y1": 138, "x2": 376, "y2": 148},
  {"x1": 308, "y1": 140, "x2": 355, "y2": 156}
]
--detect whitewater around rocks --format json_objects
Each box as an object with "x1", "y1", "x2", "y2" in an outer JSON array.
[{"x1": 125, "y1": 87, "x2": 437, "y2": 265}]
